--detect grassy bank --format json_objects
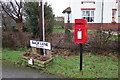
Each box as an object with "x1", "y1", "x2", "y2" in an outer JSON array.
[
  {"x1": 44, "y1": 55, "x2": 118, "y2": 78},
  {"x1": 2, "y1": 49, "x2": 118, "y2": 78},
  {"x1": 53, "y1": 28, "x2": 65, "y2": 33},
  {"x1": 2, "y1": 48, "x2": 24, "y2": 63}
]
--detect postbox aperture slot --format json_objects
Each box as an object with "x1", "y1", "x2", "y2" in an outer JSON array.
[{"x1": 75, "y1": 23, "x2": 84, "y2": 25}]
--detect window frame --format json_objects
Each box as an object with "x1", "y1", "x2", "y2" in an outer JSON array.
[
  {"x1": 82, "y1": 10, "x2": 95, "y2": 22},
  {"x1": 112, "y1": 9, "x2": 117, "y2": 22}
]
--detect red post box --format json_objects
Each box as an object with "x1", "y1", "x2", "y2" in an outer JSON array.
[{"x1": 74, "y1": 19, "x2": 88, "y2": 43}]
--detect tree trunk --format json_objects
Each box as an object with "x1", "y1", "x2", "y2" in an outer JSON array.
[
  {"x1": 64, "y1": 21, "x2": 71, "y2": 42},
  {"x1": 17, "y1": 22, "x2": 23, "y2": 32}
]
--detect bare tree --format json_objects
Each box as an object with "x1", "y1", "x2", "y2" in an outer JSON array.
[{"x1": 0, "y1": 0, "x2": 24, "y2": 32}]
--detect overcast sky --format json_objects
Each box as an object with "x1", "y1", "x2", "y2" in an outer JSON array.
[{"x1": 45, "y1": 0, "x2": 70, "y2": 17}]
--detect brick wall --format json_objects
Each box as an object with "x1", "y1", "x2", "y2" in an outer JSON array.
[
  {"x1": 65, "y1": 23, "x2": 119, "y2": 30},
  {"x1": 87, "y1": 23, "x2": 119, "y2": 30}
]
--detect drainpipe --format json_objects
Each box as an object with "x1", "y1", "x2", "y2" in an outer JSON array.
[
  {"x1": 39, "y1": 0, "x2": 45, "y2": 55},
  {"x1": 101, "y1": 0, "x2": 104, "y2": 30}
]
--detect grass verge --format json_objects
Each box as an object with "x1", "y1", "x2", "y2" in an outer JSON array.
[
  {"x1": 53, "y1": 28, "x2": 65, "y2": 33},
  {"x1": 43, "y1": 54, "x2": 118, "y2": 78},
  {"x1": 2, "y1": 48, "x2": 24, "y2": 63},
  {"x1": 2, "y1": 49, "x2": 119, "y2": 78},
  {"x1": 52, "y1": 28, "x2": 96, "y2": 34},
  {"x1": 109, "y1": 35, "x2": 118, "y2": 41}
]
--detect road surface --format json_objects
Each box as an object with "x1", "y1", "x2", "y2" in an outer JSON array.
[{"x1": 1, "y1": 61, "x2": 63, "y2": 78}]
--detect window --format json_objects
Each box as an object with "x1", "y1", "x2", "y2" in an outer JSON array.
[
  {"x1": 82, "y1": 10, "x2": 94, "y2": 22},
  {"x1": 112, "y1": 9, "x2": 117, "y2": 22},
  {"x1": 112, "y1": 11, "x2": 116, "y2": 18}
]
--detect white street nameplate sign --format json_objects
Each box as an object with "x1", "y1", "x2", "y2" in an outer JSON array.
[{"x1": 30, "y1": 40, "x2": 51, "y2": 50}]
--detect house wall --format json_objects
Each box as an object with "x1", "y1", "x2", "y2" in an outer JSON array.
[
  {"x1": 118, "y1": 2, "x2": 120, "y2": 23},
  {"x1": 103, "y1": 1, "x2": 112, "y2": 23},
  {"x1": 94, "y1": 0, "x2": 102, "y2": 23},
  {"x1": 55, "y1": 17, "x2": 64, "y2": 21},
  {"x1": 103, "y1": 0, "x2": 118, "y2": 23},
  {"x1": 64, "y1": 0, "x2": 118, "y2": 23},
  {"x1": 70, "y1": 0, "x2": 81, "y2": 23}
]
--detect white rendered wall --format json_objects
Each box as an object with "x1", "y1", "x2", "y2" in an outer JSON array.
[
  {"x1": 103, "y1": 1, "x2": 112, "y2": 23},
  {"x1": 103, "y1": 0, "x2": 118, "y2": 23},
  {"x1": 64, "y1": 0, "x2": 118, "y2": 23},
  {"x1": 71, "y1": 0, "x2": 82, "y2": 23},
  {"x1": 114, "y1": 1, "x2": 118, "y2": 23},
  {"x1": 118, "y1": 2, "x2": 120, "y2": 23},
  {"x1": 94, "y1": 0, "x2": 102, "y2": 23}
]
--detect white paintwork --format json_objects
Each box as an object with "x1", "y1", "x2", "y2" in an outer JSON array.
[
  {"x1": 30, "y1": 40, "x2": 51, "y2": 50},
  {"x1": 78, "y1": 31, "x2": 82, "y2": 39},
  {"x1": 28, "y1": 59, "x2": 33, "y2": 65}
]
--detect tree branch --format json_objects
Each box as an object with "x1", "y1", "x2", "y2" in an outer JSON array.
[
  {"x1": 10, "y1": 2, "x2": 18, "y2": 15},
  {"x1": 15, "y1": 0, "x2": 20, "y2": 8},
  {"x1": 1, "y1": 2, "x2": 16, "y2": 21},
  {"x1": 20, "y1": 0, "x2": 23, "y2": 8},
  {"x1": 14, "y1": 0, "x2": 21, "y2": 18}
]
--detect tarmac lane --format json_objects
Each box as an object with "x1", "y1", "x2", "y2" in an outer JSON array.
[{"x1": 1, "y1": 61, "x2": 62, "y2": 78}]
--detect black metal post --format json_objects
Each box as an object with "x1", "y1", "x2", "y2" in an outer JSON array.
[{"x1": 80, "y1": 43, "x2": 83, "y2": 71}]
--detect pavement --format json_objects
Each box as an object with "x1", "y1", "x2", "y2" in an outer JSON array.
[{"x1": 1, "y1": 61, "x2": 63, "y2": 78}]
